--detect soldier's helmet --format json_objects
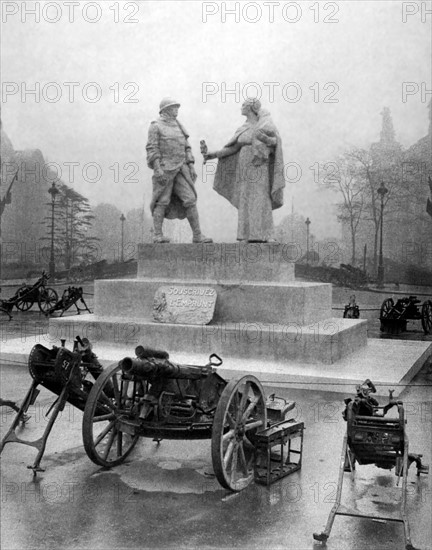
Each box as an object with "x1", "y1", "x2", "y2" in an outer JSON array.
[{"x1": 159, "y1": 97, "x2": 181, "y2": 113}]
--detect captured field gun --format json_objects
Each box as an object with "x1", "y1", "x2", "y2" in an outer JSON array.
[
  {"x1": 82, "y1": 346, "x2": 303, "y2": 492},
  {"x1": 0, "y1": 290, "x2": 14, "y2": 320},
  {"x1": 343, "y1": 294, "x2": 360, "y2": 319},
  {"x1": 0, "y1": 336, "x2": 105, "y2": 474},
  {"x1": 0, "y1": 271, "x2": 58, "y2": 319},
  {"x1": 2, "y1": 342, "x2": 303, "y2": 490},
  {"x1": 44, "y1": 286, "x2": 92, "y2": 317},
  {"x1": 313, "y1": 379, "x2": 429, "y2": 550},
  {"x1": 380, "y1": 295, "x2": 432, "y2": 335}
]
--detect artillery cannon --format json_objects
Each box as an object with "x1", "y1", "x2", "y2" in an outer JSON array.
[
  {"x1": 0, "y1": 271, "x2": 58, "y2": 319},
  {"x1": 343, "y1": 294, "x2": 360, "y2": 319},
  {"x1": 380, "y1": 295, "x2": 432, "y2": 335},
  {"x1": 2, "y1": 340, "x2": 303, "y2": 492},
  {"x1": 82, "y1": 346, "x2": 302, "y2": 492},
  {"x1": 313, "y1": 380, "x2": 428, "y2": 550},
  {"x1": 0, "y1": 336, "x2": 105, "y2": 474},
  {"x1": 44, "y1": 286, "x2": 92, "y2": 317}
]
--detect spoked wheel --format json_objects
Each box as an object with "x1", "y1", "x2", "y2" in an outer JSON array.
[
  {"x1": 82, "y1": 363, "x2": 143, "y2": 467},
  {"x1": 211, "y1": 375, "x2": 267, "y2": 492},
  {"x1": 15, "y1": 285, "x2": 34, "y2": 311},
  {"x1": 38, "y1": 287, "x2": 58, "y2": 313},
  {"x1": 380, "y1": 298, "x2": 394, "y2": 331},
  {"x1": 421, "y1": 300, "x2": 432, "y2": 334},
  {"x1": 380, "y1": 298, "x2": 394, "y2": 319}
]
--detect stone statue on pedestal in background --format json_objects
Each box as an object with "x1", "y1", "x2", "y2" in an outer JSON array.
[
  {"x1": 204, "y1": 98, "x2": 285, "y2": 243},
  {"x1": 146, "y1": 98, "x2": 212, "y2": 244}
]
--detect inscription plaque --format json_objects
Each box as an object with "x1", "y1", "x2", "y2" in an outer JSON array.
[{"x1": 153, "y1": 285, "x2": 217, "y2": 325}]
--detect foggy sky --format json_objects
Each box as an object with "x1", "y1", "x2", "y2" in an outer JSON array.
[{"x1": 2, "y1": 0, "x2": 431, "y2": 241}]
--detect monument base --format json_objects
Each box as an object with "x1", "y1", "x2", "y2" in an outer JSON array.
[
  {"x1": 48, "y1": 315, "x2": 367, "y2": 365},
  {"x1": 95, "y1": 278, "x2": 332, "y2": 325},
  {"x1": 137, "y1": 243, "x2": 296, "y2": 282},
  {"x1": 49, "y1": 242, "x2": 368, "y2": 370}
]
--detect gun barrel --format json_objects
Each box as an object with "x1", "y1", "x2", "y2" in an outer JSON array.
[{"x1": 120, "y1": 357, "x2": 210, "y2": 380}]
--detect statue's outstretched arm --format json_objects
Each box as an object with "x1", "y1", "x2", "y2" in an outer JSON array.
[{"x1": 216, "y1": 143, "x2": 242, "y2": 158}]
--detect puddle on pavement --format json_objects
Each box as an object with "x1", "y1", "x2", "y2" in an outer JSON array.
[{"x1": 92, "y1": 455, "x2": 220, "y2": 495}]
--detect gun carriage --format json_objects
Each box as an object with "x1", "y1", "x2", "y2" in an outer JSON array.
[
  {"x1": 0, "y1": 271, "x2": 58, "y2": 319},
  {"x1": 82, "y1": 346, "x2": 299, "y2": 491},
  {"x1": 0, "y1": 336, "x2": 105, "y2": 473},
  {"x1": 342, "y1": 294, "x2": 360, "y2": 319},
  {"x1": 313, "y1": 380, "x2": 428, "y2": 550},
  {"x1": 1, "y1": 340, "x2": 300, "y2": 492},
  {"x1": 380, "y1": 295, "x2": 432, "y2": 335},
  {"x1": 44, "y1": 286, "x2": 92, "y2": 317}
]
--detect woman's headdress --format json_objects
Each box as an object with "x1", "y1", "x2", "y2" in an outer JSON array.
[{"x1": 244, "y1": 98, "x2": 262, "y2": 115}]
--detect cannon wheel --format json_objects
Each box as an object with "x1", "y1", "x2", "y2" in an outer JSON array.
[
  {"x1": 15, "y1": 285, "x2": 34, "y2": 311},
  {"x1": 211, "y1": 375, "x2": 267, "y2": 492},
  {"x1": 379, "y1": 297, "x2": 394, "y2": 332},
  {"x1": 82, "y1": 363, "x2": 141, "y2": 467},
  {"x1": 38, "y1": 287, "x2": 58, "y2": 313},
  {"x1": 380, "y1": 297, "x2": 394, "y2": 319},
  {"x1": 421, "y1": 300, "x2": 432, "y2": 334}
]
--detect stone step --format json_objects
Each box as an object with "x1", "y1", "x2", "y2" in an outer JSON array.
[
  {"x1": 48, "y1": 315, "x2": 367, "y2": 365},
  {"x1": 1, "y1": 336, "x2": 429, "y2": 397},
  {"x1": 95, "y1": 278, "x2": 332, "y2": 325}
]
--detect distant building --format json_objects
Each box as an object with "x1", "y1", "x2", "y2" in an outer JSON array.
[
  {"x1": 0, "y1": 121, "x2": 18, "y2": 221},
  {"x1": 401, "y1": 102, "x2": 432, "y2": 269},
  {"x1": 1, "y1": 123, "x2": 52, "y2": 266},
  {"x1": 341, "y1": 104, "x2": 432, "y2": 272}
]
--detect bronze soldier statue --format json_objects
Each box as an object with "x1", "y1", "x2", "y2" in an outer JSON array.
[{"x1": 146, "y1": 98, "x2": 212, "y2": 243}]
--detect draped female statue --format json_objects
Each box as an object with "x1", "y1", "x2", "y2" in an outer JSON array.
[{"x1": 205, "y1": 98, "x2": 285, "y2": 242}]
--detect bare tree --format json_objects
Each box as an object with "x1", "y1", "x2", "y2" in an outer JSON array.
[{"x1": 324, "y1": 154, "x2": 366, "y2": 265}]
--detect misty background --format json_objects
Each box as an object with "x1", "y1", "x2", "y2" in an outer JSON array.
[{"x1": 1, "y1": 0, "x2": 431, "y2": 243}]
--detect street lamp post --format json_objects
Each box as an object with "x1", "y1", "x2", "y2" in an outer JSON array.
[
  {"x1": 120, "y1": 213, "x2": 126, "y2": 262},
  {"x1": 377, "y1": 181, "x2": 388, "y2": 288},
  {"x1": 305, "y1": 217, "x2": 311, "y2": 265},
  {"x1": 48, "y1": 182, "x2": 59, "y2": 279}
]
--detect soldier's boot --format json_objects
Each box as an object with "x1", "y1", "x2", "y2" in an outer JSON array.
[
  {"x1": 186, "y1": 205, "x2": 213, "y2": 243},
  {"x1": 153, "y1": 205, "x2": 170, "y2": 243}
]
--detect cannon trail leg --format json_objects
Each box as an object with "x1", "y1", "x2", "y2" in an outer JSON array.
[
  {"x1": 0, "y1": 380, "x2": 39, "y2": 454},
  {"x1": 27, "y1": 384, "x2": 70, "y2": 474},
  {"x1": 313, "y1": 431, "x2": 348, "y2": 542},
  {"x1": 0, "y1": 305, "x2": 13, "y2": 320},
  {"x1": 1, "y1": 379, "x2": 72, "y2": 475},
  {"x1": 401, "y1": 433, "x2": 416, "y2": 550}
]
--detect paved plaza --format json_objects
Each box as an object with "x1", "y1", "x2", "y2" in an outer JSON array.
[{"x1": 1, "y1": 285, "x2": 431, "y2": 550}]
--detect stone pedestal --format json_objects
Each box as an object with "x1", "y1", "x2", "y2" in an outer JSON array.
[
  {"x1": 137, "y1": 243, "x2": 295, "y2": 282},
  {"x1": 49, "y1": 243, "x2": 367, "y2": 364}
]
